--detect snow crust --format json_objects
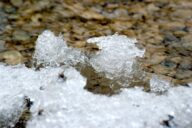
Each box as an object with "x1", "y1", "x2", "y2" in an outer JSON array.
[
  {"x1": 0, "y1": 30, "x2": 192, "y2": 128},
  {"x1": 87, "y1": 34, "x2": 145, "y2": 80}
]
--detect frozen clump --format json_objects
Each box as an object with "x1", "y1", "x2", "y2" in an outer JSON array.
[
  {"x1": 0, "y1": 96, "x2": 24, "y2": 128},
  {"x1": 87, "y1": 34, "x2": 145, "y2": 85},
  {"x1": 33, "y1": 30, "x2": 85, "y2": 66},
  {"x1": 0, "y1": 82, "x2": 25, "y2": 128},
  {"x1": 150, "y1": 75, "x2": 171, "y2": 94}
]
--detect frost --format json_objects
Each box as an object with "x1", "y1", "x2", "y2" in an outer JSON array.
[
  {"x1": 33, "y1": 30, "x2": 85, "y2": 66},
  {"x1": 87, "y1": 34, "x2": 145, "y2": 84},
  {"x1": 150, "y1": 75, "x2": 171, "y2": 93}
]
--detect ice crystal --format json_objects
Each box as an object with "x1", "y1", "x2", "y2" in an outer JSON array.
[
  {"x1": 33, "y1": 30, "x2": 85, "y2": 66},
  {"x1": 150, "y1": 75, "x2": 171, "y2": 94},
  {"x1": 87, "y1": 34, "x2": 145, "y2": 83}
]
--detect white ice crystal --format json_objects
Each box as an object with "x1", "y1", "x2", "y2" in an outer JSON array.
[
  {"x1": 150, "y1": 75, "x2": 171, "y2": 93},
  {"x1": 87, "y1": 34, "x2": 145, "y2": 80},
  {"x1": 33, "y1": 30, "x2": 85, "y2": 66}
]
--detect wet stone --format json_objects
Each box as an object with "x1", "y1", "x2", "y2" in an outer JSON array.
[
  {"x1": 3, "y1": 5, "x2": 16, "y2": 14},
  {"x1": 10, "y1": 0, "x2": 23, "y2": 7},
  {"x1": 13, "y1": 30, "x2": 30, "y2": 42},
  {"x1": 0, "y1": 8, "x2": 7, "y2": 33},
  {"x1": 175, "y1": 70, "x2": 192, "y2": 80},
  {"x1": 161, "y1": 60, "x2": 177, "y2": 69},
  {"x1": 162, "y1": 34, "x2": 180, "y2": 46},
  {"x1": 0, "y1": 50, "x2": 24, "y2": 65},
  {"x1": 179, "y1": 59, "x2": 192, "y2": 70},
  {"x1": 0, "y1": 40, "x2": 5, "y2": 52}
]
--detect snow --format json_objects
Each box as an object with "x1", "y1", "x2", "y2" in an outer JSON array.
[
  {"x1": 87, "y1": 34, "x2": 145, "y2": 82},
  {"x1": 33, "y1": 30, "x2": 85, "y2": 67},
  {"x1": 0, "y1": 65, "x2": 192, "y2": 128},
  {"x1": 0, "y1": 91, "x2": 24, "y2": 128},
  {"x1": 0, "y1": 30, "x2": 192, "y2": 128}
]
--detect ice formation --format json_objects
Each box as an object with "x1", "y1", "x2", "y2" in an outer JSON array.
[
  {"x1": 34, "y1": 31, "x2": 146, "y2": 86},
  {"x1": 33, "y1": 30, "x2": 85, "y2": 66},
  {"x1": 0, "y1": 91, "x2": 24, "y2": 128},
  {"x1": 0, "y1": 65, "x2": 192, "y2": 128},
  {"x1": 87, "y1": 34, "x2": 145, "y2": 83},
  {"x1": 0, "y1": 31, "x2": 192, "y2": 128},
  {"x1": 150, "y1": 75, "x2": 171, "y2": 93}
]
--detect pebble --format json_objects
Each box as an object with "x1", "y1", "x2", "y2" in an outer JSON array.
[
  {"x1": 161, "y1": 60, "x2": 177, "y2": 69},
  {"x1": 152, "y1": 65, "x2": 170, "y2": 75},
  {"x1": 13, "y1": 30, "x2": 30, "y2": 42},
  {"x1": 0, "y1": 40, "x2": 5, "y2": 52},
  {"x1": 0, "y1": 50, "x2": 24, "y2": 65},
  {"x1": 74, "y1": 41, "x2": 86, "y2": 48},
  {"x1": 170, "y1": 57, "x2": 181, "y2": 64},
  {"x1": 10, "y1": 0, "x2": 23, "y2": 7},
  {"x1": 179, "y1": 59, "x2": 192, "y2": 70},
  {"x1": 175, "y1": 70, "x2": 192, "y2": 79},
  {"x1": 172, "y1": 9, "x2": 192, "y2": 19},
  {"x1": 149, "y1": 54, "x2": 166, "y2": 65},
  {"x1": 182, "y1": 35, "x2": 192, "y2": 51}
]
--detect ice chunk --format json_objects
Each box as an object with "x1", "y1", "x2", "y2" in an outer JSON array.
[
  {"x1": 150, "y1": 75, "x2": 171, "y2": 94},
  {"x1": 0, "y1": 95, "x2": 24, "y2": 128},
  {"x1": 87, "y1": 34, "x2": 145, "y2": 84},
  {"x1": 33, "y1": 30, "x2": 85, "y2": 66}
]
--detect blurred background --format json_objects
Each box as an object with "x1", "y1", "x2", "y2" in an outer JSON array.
[{"x1": 0, "y1": 0, "x2": 192, "y2": 85}]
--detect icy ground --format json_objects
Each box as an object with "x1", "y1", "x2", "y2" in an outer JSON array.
[{"x1": 0, "y1": 31, "x2": 192, "y2": 128}]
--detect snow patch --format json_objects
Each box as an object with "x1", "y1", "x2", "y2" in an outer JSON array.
[{"x1": 0, "y1": 65, "x2": 192, "y2": 128}]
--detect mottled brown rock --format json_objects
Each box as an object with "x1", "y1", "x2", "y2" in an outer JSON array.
[{"x1": 0, "y1": 50, "x2": 24, "y2": 65}]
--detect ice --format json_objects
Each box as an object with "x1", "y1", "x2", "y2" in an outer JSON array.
[
  {"x1": 34, "y1": 31, "x2": 145, "y2": 86},
  {"x1": 87, "y1": 34, "x2": 145, "y2": 83},
  {"x1": 150, "y1": 75, "x2": 171, "y2": 94},
  {"x1": 0, "y1": 93, "x2": 24, "y2": 128},
  {"x1": 0, "y1": 64, "x2": 192, "y2": 128},
  {"x1": 33, "y1": 30, "x2": 85, "y2": 66}
]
